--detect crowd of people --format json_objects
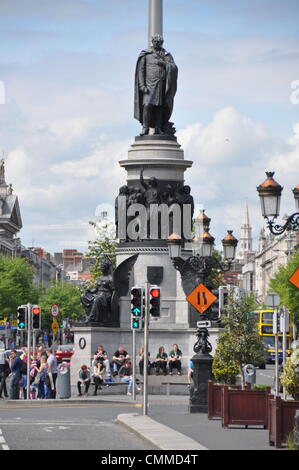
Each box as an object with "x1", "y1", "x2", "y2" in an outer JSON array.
[
  {"x1": 0, "y1": 346, "x2": 58, "y2": 400},
  {"x1": 0, "y1": 342, "x2": 186, "y2": 400},
  {"x1": 76, "y1": 343, "x2": 184, "y2": 397}
]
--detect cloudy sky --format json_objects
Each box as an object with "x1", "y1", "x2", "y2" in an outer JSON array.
[{"x1": 0, "y1": 0, "x2": 298, "y2": 254}]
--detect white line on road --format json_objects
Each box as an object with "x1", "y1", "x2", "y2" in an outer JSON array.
[{"x1": 0, "y1": 429, "x2": 9, "y2": 450}]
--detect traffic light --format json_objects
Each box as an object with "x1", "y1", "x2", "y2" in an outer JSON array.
[
  {"x1": 17, "y1": 305, "x2": 27, "y2": 330},
  {"x1": 149, "y1": 286, "x2": 161, "y2": 317},
  {"x1": 209, "y1": 289, "x2": 219, "y2": 320},
  {"x1": 219, "y1": 286, "x2": 229, "y2": 318},
  {"x1": 130, "y1": 287, "x2": 144, "y2": 330},
  {"x1": 32, "y1": 305, "x2": 41, "y2": 330}
]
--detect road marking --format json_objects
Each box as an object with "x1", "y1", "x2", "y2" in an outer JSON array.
[{"x1": 0, "y1": 429, "x2": 9, "y2": 450}]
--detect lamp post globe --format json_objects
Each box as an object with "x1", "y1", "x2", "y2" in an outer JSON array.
[
  {"x1": 257, "y1": 171, "x2": 283, "y2": 219},
  {"x1": 222, "y1": 230, "x2": 238, "y2": 261},
  {"x1": 293, "y1": 184, "x2": 299, "y2": 213}
]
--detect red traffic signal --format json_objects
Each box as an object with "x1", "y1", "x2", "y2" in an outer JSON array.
[
  {"x1": 150, "y1": 288, "x2": 160, "y2": 298},
  {"x1": 149, "y1": 286, "x2": 161, "y2": 317},
  {"x1": 32, "y1": 306, "x2": 41, "y2": 315}
]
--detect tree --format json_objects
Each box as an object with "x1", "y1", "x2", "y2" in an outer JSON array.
[
  {"x1": 85, "y1": 220, "x2": 118, "y2": 283},
  {"x1": 38, "y1": 282, "x2": 84, "y2": 329},
  {"x1": 269, "y1": 250, "x2": 299, "y2": 330},
  {"x1": 0, "y1": 255, "x2": 39, "y2": 316},
  {"x1": 213, "y1": 292, "x2": 266, "y2": 388}
]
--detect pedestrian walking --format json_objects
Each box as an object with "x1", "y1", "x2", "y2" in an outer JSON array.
[
  {"x1": 46, "y1": 348, "x2": 58, "y2": 398},
  {"x1": 8, "y1": 350, "x2": 23, "y2": 399},
  {"x1": 34, "y1": 355, "x2": 48, "y2": 399},
  {"x1": 0, "y1": 352, "x2": 10, "y2": 399}
]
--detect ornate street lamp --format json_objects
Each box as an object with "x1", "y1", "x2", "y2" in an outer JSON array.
[
  {"x1": 257, "y1": 172, "x2": 299, "y2": 235},
  {"x1": 167, "y1": 217, "x2": 238, "y2": 413}
]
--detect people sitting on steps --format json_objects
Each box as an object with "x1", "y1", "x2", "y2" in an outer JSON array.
[
  {"x1": 155, "y1": 346, "x2": 168, "y2": 376},
  {"x1": 168, "y1": 344, "x2": 182, "y2": 376},
  {"x1": 112, "y1": 347, "x2": 130, "y2": 376}
]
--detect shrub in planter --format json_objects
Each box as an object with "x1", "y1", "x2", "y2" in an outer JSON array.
[
  {"x1": 280, "y1": 356, "x2": 299, "y2": 400},
  {"x1": 212, "y1": 343, "x2": 239, "y2": 385}
]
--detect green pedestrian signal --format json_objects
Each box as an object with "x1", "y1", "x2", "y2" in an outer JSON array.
[
  {"x1": 130, "y1": 286, "x2": 144, "y2": 330},
  {"x1": 17, "y1": 305, "x2": 27, "y2": 331}
]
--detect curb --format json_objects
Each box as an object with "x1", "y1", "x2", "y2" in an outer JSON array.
[{"x1": 117, "y1": 413, "x2": 208, "y2": 451}]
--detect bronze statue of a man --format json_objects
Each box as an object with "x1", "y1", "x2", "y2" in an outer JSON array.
[{"x1": 134, "y1": 34, "x2": 178, "y2": 136}]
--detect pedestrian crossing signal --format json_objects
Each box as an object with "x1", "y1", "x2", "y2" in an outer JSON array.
[
  {"x1": 17, "y1": 305, "x2": 27, "y2": 330},
  {"x1": 130, "y1": 287, "x2": 144, "y2": 330}
]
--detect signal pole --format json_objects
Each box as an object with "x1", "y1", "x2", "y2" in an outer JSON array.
[
  {"x1": 26, "y1": 303, "x2": 31, "y2": 400},
  {"x1": 132, "y1": 327, "x2": 136, "y2": 401},
  {"x1": 143, "y1": 282, "x2": 149, "y2": 416}
]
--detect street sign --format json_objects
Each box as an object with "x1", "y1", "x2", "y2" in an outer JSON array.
[
  {"x1": 186, "y1": 283, "x2": 217, "y2": 314},
  {"x1": 289, "y1": 268, "x2": 299, "y2": 289},
  {"x1": 51, "y1": 318, "x2": 59, "y2": 335},
  {"x1": 265, "y1": 293, "x2": 280, "y2": 308},
  {"x1": 196, "y1": 320, "x2": 211, "y2": 328},
  {"x1": 50, "y1": 304, "x2": 60, "y2": 318}
]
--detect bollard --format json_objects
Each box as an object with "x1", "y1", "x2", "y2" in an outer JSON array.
[
  {"x1": 243, "y1": 364, "x2": 256, "y2": 385},
  {"x1": 56, "y1": 362, "x2": 71, "y2": 399}
]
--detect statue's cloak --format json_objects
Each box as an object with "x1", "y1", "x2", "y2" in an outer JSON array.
[{"x1": 134, "y1": 48, "x2": 178, "y2": 126}]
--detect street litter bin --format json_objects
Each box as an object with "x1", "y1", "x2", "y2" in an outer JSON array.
[
  {"x1": 57, "y1": 362, "x2": 71, "y2": 399},
  {"x1": 243, "y1": 364, "x2": 256, "y2": 385}
]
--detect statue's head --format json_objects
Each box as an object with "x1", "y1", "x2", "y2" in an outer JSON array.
[
  {"x1": 183, "y1": 185, "x2": 191, "y2": 195},
  {"x1": 119, "y1": 185, "x2": 128, "y2": 195},
  {"x1": 101, "y1": 258, "x2": 111, "y2": 275},
  {"x1": 152, "y1": 34, "x2": 164, "y2": 50}
]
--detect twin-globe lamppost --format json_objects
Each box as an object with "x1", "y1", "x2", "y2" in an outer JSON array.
[
  {"x1": 167, "y1": 211, "x2": 238, "y2": 412},
  {"x1": 257, "y1": 172, "x2": 299, "y2": 235}
]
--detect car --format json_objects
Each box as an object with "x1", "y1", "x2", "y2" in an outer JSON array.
[{"x1": 55, "y1": 345, "x2": 74, "y2": 363}]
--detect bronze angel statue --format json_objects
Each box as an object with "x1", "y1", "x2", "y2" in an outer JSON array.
[{"x1": 81, "y1": 254, "x2": 138, "y2": 327}]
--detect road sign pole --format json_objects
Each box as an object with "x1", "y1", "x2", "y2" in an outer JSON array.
[
  {"x1": 26, "y1": 303, "x2": 31, "y2": 400},
  {"x1": 273, "y1": 309, "x2": 279, "y2": 396},
  {"x1": 132, "y1": 327, "x2": 136, "y2": 401},
  {"x1": 143, "y1": 282, "x2": 149, "y2": 416}
]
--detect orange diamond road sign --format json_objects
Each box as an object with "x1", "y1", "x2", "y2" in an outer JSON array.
[
  {"x1": 289, "y1": 268, "x2": 299, "y2": 289},
  {"x1": 186, "y1": 283, "x2": 217, "y2": 314}
]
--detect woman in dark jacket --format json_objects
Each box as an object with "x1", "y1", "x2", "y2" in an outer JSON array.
[{"x1": 0, "y1": 352, "x2": 10, "y2": 398}]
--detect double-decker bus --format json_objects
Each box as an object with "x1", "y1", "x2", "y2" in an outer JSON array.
[{"x1": 254, "y1": 309, "x2": 292, "y2": 364}]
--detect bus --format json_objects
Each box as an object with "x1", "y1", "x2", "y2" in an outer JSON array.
[{"x1": 254, "y1": 309, "x2": 293, "y2": 364}]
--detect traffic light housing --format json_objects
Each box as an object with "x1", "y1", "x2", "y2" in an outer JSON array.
[
  {"x1": 209, "y1": 289, "x2": 219, "y2": 320},
  {"x1": 130, "y1": 287, "x2": 144, "y2": 330},
  {"x1": 17, "y1": 305, "x2": 27, "y2": 330},
  {"x1": 32, "y1": 305, "x2": 41, "y2": 330},
  {"x1": 149, "y1": 286, "x2": 161, "y2": 317}
]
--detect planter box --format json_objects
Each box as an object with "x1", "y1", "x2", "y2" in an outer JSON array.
[
  {"x1": 269, "y1": 396, "x2": 299, "y2": 448},
  {"x1": 207, "y1": 381, "x2": 248, "y2": 420},
  {"x1": 222, "y1": 385, "x2": 272, "y2": 429}
]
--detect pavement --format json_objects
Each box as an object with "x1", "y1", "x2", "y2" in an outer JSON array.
[
  {"x1": 0, "y1": 367, "x2": 277, "y2": 450},
  {"x1": 1, "y1": 393, "x2": 274, "y2": 450}
]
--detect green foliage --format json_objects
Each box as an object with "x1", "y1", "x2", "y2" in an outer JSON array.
[
  {"x1": 280, "y1": 352, "x2": 299, "y2": 400},
  {"x1": 213, "y1": 292, "x2": 266, "y2": 388},
  {"x1": 38, "y1": 282, "x2": 84, "y2": 329},
  {"x1": 252, "y1": 384, "x2": 268, "y2": 391},
  {"x1": 269, "y1": 251, "x2": 299, "y2": 330},
  {"x1": 212, "y1": 345, "x2": 239, "y2": 384},
  {"x1": 0, "y1": 255, "x2": 39, "y2": 316},
  {"x1": 85, "y1": 221, "x2": 118, "y2": 283},
  {"x1": 286, "y1": 429, "x2": 297, "y2": 451}
]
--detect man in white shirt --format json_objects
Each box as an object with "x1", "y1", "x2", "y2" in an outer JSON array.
[{"x1": 46, "y1": 349, "x2": 58, "y2": 399}]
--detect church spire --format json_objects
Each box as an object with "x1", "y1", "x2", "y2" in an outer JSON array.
[{"x1": 238, "y1": 204, "x2": 253, "y2": 260}]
